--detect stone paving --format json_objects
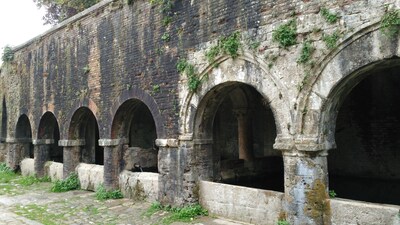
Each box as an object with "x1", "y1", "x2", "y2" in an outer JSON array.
[{"x1": 0, "y1": 178, "x2": 247, "y2": 225}]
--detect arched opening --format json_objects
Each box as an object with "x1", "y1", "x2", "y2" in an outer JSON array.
[
  {"x1": 329, "y1": 64, "x2": 400, "y2": 205},
  {"x1": 112, "y1": 99, "x2": 158, "y2": 172},
  {"x1": 37, "y1": 112, "x2": 62, "y2": 162},
  {"x1": 194, "y1": 82, "x2": 283, "y2": 191},
  {"x1": 16, "y1": 114, "x2": 33, "y2": 158},
  {"x1": 69, "y1": 107, "x2": 103, "y2": 165},
  {"x1": 1, "y1": 97, "x2": 7, "y2": 142}
]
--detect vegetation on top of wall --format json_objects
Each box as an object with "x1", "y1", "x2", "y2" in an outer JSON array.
[
  {"x1": 380, "y1": 7, "x2": 400, "y2": 36},
  {"x1": 1, "y1": 46, "x2": 14, "y2": 63},
  {"x1": 272, "y1": 19, "x2": 297, "y2": 48},
  {"x1": 320, "y1": 8, "x2": 339, "y2": 24},
  {"x1": 205, "y1": 31, "x2": 242, "y2": 63}
]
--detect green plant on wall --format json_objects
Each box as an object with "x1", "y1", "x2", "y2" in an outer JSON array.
[
  {"x1": 1, "y1": 45, "x2": 14, "y2": 62},
  {"x1": 272, "y1": 19, "x2": 297, "y2": 48},
  {"x1": 297, "y1": 41, "x2": 314, "y2": 64},
  {"x1": 176, "y1": 59, "x2": 201, "y2": 92},
  {"x1": 205, "y1": 31, "x2": 241, "y2": 63},
  {"x1": 323, "y1": 31, "x2": 340, "y2": 49},
  {"x1": 161, "y1": 32, "x2": 171, "y2": 42},
  {"x1": 320, "y1": 8, "x2": 339, "y2": 24},
  {"x1": 380, "y1": 8, "x2": 400, "y2": 36}
]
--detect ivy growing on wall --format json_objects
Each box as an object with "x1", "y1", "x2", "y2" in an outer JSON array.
[{"x1": 380, "y1": 7, "x2": 400, "y2": 36}]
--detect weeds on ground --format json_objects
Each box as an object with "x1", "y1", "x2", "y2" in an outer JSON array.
[
  {"x1": 95, "y1": 184, "x2": 124, "y2": 200},
  {"x1": 145, "y1": 202, "x2": 208, "y2": 224},
  {"x1": 0, "y1": 163, "x2": 17, "y2": 183},
  {"x1": 51, "y1": 173, "x2": 80, "y2": 192},
  {"x1": 18, "y1": 175, "x2": 51, "y2": 186}
]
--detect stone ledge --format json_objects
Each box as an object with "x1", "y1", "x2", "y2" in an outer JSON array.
[
  {"x1": 6, "y1": 138, "x2": 32, "y2": 143},
  {"x1": 155, "y1": 139, "x2": 179, "y2": 147},
  {"x1": 98, "y1": 138, "x2": 127, "y2": 147},
  {"x1": 58, "y1": 139, "x2": 85, "y2": 147},
  {"x1": 33, "y1": 139, "x2": 54, "y2": 145}
]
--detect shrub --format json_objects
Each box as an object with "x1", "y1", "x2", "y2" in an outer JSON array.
[
  {"x1": 51, "y1": 173, "x2": 80, "y2": 192},
  {"x1": 95, "y1": 184, "x2": 124, "y2": 200},
  {"x1": 272, "y1": 19, "x2": 297, "y2": 48}
]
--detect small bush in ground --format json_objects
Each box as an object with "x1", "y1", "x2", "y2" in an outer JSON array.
[
  {"x1": 95, "y1": 184, "x2": 124, "y2": 200},
  {"x1": 0, "y1": 163, "x2": 17, "y2": 183},
  {"x1": 145, "y1": 202, "x2": 208, "y2": 224},
  {"x1": 51, "y1": 173, "x2": 80, "y2": 192}
]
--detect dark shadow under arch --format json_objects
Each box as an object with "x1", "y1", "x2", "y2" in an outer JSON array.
[
  {"x1": 38, "y1": 112, "x2": 62, "y2": 162},
  {"x1": 16, "y1": 114, "x2": 33, "y2": 158},
  {"x1": 69, "y1": 107, "x2": 103, "y2": 165},
  {"x1": 193, "y1": 82, "x2": 283, "y2": 192},
  {"x1": 111, "y1": 99, "x2": 158, "y2": 172},
  {"x1": 328, "y1": 62, "x2": 400, "y2": 205}
]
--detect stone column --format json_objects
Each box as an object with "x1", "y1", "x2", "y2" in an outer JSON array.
[
  {"x1": 33, "y1": 139, "x2": 53, "y2": 177},
  {"x1": 156, "y1": 138, "x2": 185, "y2": 206},
  {"x1": 6, "y1": 138, "x2": 31, "y2": 171},
  {"x1": 233, "y1": 109, "x2": 254, "y2": 161},
  {"x1": 59, "y1": 139, "x2": 85, "y2": 179},
  {"x1": 99, "y1": 139, "x2": 124, "y2": 190},
  {"x1": 276, "y1": 136, "x2": 331, "y2": 225}
]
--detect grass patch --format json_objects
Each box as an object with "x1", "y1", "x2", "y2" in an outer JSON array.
[
  {"x1": 18, "y1": 175, "x2": 51, "y2": 186},
  {"x1": 0, "y1": 163, "x2": 17, "y2": 183},
  {"x1": 145, "y1": 202, "x2": 208, "y2": 225},
  {"x1": 95, "y1": 184, "x2": 124, "y2": 200},
  {"x1": 272, "y1": 19, "x2": 297, "y2": 48},
  {"x1": 15, "y1": 204, "x2": 59, "y2": 225},
  {"x1": 51, "y1": 173, "x2": 80, "y2": 192}
]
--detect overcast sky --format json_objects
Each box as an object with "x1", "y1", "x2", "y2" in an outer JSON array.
[{"x1": 0, "y1": 0, "x2": 52, "y2": 62}]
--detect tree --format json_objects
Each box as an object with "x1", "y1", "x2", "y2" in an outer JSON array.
[{"x1": 33, "y1": 0, "x2": 100, "y2": 25}]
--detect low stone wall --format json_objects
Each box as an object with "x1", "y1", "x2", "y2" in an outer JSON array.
[
  {"x1": 331, "y1": 198, "x2": 400, "y2": 225},
  {"x1": 119, "y1": 170, "x2": 158, "y2": 202},
  {"x1": 20, "y1": 158, "x2": 35, "y2": 176},
  {"x1": 44, "y1": 161, "x2": 63, "y2": 181},
  {"x1": 76, "y1": 163, "x2": 104, "y2": 191},
  {"x1": 199, "y1": 181, "x2": 284, "y2": 225}
]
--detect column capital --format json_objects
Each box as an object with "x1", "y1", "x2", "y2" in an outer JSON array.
[
  {"x1": 98, "y1": 138, "x2": 127, "y2": 147},
  {"x1": 155, "y1": 138, "x2": 179, "y2": 147},
  {"x1": 33, "y1": 139, "x2": 54, "y2": 145},
  {"x1": 58, "y1": 139, "x2": 85, "y2": 147},
  {"x1": 6, "y1": 138, "x2": 32, "y2": 143}
]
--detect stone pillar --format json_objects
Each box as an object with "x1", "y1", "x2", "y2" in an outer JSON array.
[
  {"x1": 99, "y1": 139, "x2": 124, "y2": 190},
  {"x1": 233, "y1": 109, "x2": 254, "y2": 161},
  {"x1": 33, "y1": 139, "x2": 53, "y2": 177},
  {"x1": 6, "y1": 138, "x2": 32, "y2": 171},
  {"x1": 156, "y1": 138, "x2": 185, "y2": 206},
  {"x1": 59, "y1": 139, "x2": 85, "y2": 179},
  {"x1": 275, "y1": 135, "x2": 331, "y2": 225}
]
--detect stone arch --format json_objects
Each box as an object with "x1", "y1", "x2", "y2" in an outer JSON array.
[
  {"x1": 68, "y1": 107, "x2": 103, "y2": 165},
  {"x1": 300, "y1": 23, "x2": 400, "y2": 205},
  {"x1": 109, "y1": 88, "x2": 165, "y2": 139},
  {"x1": 111, "y1": 99, "x2": 158, "y2": 172},
  {"x1": 37, "y1": 111, "x2": 62, "y2": 162},
  {"x1": 61, "y1": 98, "x2": 99, "y2": 139},
  {"x1": 180, "y1": 54, "x2": 292, "y2": 146},
  {"x1": 299, "y1": 24, "x2": 400, "y2": 149},
  {"x1": 189, "y1": 80, "x2": 284, "y2": 191},
  {"x1": 15, "y1": 114, "x2": 34, "y2": 159}
]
